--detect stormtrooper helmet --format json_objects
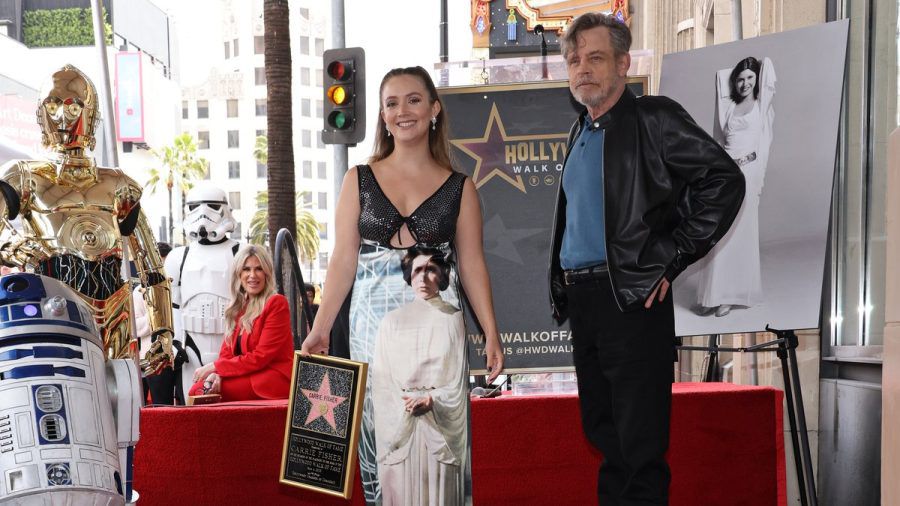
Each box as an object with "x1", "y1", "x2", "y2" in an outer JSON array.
[{"x1": 183, "y1": 183, "x2": 236, "y2": 242}]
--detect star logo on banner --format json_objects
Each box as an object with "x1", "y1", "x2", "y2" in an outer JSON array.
[
  {"x1": 451, "y1": 103, "x2": 568, "y2": 194},
  {"x1": 483, "y1": 214, "x2": 546, "y2": 264},
  {"x1": 301, "y1": 372, "x2": 347, "y2": 431}
]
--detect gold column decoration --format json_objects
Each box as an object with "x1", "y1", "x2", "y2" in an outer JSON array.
[
  {"x1": 471, "y1": 0, "x2": 493, "y2": 48},
  {"x1": 505, "y1": 0, "x2": 631, "y2": 34}
]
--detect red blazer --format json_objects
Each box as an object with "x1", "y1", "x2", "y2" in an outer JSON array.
[{"x1": 214, "y1": 294, "x2": 294, "y2": 399}]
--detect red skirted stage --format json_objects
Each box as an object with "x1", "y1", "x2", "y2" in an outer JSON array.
[{"x1": 134, "y1": 382, "x2": 785, "y2": 505}]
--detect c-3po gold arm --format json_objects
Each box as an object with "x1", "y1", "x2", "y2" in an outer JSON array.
[{"x1": 126, "y1": 207, "x2": 175, "y2": 376}]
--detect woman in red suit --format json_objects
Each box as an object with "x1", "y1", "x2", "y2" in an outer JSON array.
[{"x1": 189, "y1": 245, "x2": 294, "y2": 401}]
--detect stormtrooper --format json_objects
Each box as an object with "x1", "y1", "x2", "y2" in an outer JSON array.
[
  {"x1": 165, "y1": 183, "x2": 242, "y2": 403},
  {"x1": 0, "y1": 64, "x2": 174, "y2": 378}
]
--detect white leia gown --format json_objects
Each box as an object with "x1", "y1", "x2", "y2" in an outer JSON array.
[
  {"x1": 372, "y1": 295, "x2": 468, "y2": 506},
  {"x1": 697, "y1": 58, "x2": 776, "y2": 310}
]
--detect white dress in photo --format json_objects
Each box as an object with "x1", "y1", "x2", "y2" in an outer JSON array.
[
  {"x1": 697, "y1": 58, "x2": 776, "y2": 309},
  {"x1": 372, "y1": 295, "x2": 469, "y2": 506}
]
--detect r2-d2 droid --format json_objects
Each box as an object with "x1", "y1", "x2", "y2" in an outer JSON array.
[
  {"x1": 165, "y1": 183, "x2": 241, "y2": 402},
  {"x1": 0, "y1": 274, "x2": 140, "y2": 505}
]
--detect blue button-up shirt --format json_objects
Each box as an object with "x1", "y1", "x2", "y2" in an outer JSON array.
[{"x1": 560, "y1": 117, "x2": 606, "y2": 270}]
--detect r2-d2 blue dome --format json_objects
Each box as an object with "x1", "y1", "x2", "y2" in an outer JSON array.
[{"x1": 0, "y1": 273, "x2": 126, "y2": 505}]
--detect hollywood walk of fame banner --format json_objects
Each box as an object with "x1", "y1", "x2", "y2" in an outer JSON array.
[
  {"x1": 280, "y1": 353, "x2": 367, "y2": 499},
  {"x1": 440, "y1": 78, "x2": 647, "y2": 373}
]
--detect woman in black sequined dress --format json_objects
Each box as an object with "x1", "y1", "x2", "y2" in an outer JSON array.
[{"x1": 301, "y1": 66, "x2": 504, "y2": 505}]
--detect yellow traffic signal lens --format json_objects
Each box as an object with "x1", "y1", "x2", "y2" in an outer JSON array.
[
  {"x1": 328, "y1": 85, "x2": 348, "y2": 105},
  {"x1": 328, "y1": 111, "x2": 350, "y2": 130},
  {"x1": 327, "y1": 61, "x2": 348, "y2": 80}
]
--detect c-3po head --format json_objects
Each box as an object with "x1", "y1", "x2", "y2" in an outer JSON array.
[{"x1": 37, "y1": 65, "x2": 100, "y2": 154}]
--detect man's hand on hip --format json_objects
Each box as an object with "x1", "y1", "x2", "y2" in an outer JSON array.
[{"x1": 644, "y1": 278, "x2": 670, "y2": 309}]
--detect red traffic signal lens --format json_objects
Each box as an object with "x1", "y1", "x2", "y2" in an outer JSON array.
[
  {"x1": 328, "y1": 111, "x2": 350, "y2": 130},
  {"x1": 327, "y1": 85, "x2": 349, "y2": 105},
  {"x1": 327, "y1": 61, "x2": 349, "y2": 80}
]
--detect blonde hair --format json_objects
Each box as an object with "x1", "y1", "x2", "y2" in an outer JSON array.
[{"x1": 224, "y1": 244, "x2": 277, "y2": 342}]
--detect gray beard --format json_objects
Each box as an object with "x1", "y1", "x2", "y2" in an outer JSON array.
[{"x1": 575, "y1": 87, "x2": 609, "y2": 110}]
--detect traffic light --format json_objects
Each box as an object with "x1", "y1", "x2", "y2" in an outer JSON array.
[{"x1": 322, "y1": 47, "x2": 365, "y2": 145}]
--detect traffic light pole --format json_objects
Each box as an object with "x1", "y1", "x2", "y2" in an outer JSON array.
[
  {"x1": 331, "y1": 0, "x2": 349, "y2": 196},
  {"x1": 331, "y1": 0, "x2": 349, "y2": 195}
]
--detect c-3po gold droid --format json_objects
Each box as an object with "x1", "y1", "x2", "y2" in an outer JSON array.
[{"x1": 0, "y1": 64, "x2": 174, "y2": 376}]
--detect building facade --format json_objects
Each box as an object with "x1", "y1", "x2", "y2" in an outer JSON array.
[{"x1": 177, "y1": 0, "x2": 333, "y2": 281}]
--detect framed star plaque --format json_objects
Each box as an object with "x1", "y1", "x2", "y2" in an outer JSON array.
[{"x1": 279, "y1": 353, "x2": 367, "y2": 498}]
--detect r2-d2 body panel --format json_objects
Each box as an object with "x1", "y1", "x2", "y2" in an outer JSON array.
[{"x1": 0, "y1": 274, "x2": 124, "y2": 505}]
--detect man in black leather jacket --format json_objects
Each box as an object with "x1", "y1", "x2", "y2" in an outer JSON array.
[{"x1": 548, "y1": 13, "x2": 745, "y2": 505}]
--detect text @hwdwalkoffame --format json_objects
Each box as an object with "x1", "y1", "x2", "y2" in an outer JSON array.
[{"x1": 469, "y1": 330, "x2": 573, "y2": 357}]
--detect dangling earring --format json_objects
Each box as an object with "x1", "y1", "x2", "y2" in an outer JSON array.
[
  {"x1": 386, "y1": 127, "x2": 392, "y2": 137},
  {"x1": 431, "y1": 117, "x2": 437, "y2": 131}
]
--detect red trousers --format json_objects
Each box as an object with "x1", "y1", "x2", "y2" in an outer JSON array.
[{"x1": 188, "y1": 376, "x2": 265, "y2": 402}]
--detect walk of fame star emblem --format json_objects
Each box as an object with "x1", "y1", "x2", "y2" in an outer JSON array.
[
  {"x1": 451, "y1": 103, "x2": 567, "y2": 194},
  {"x1": 301, "y1": 372, "x2": 348, "y2": 431}
]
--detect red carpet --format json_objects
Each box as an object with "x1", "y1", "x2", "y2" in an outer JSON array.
[{"x1": 135, "y1": 383, "x2": 785, "y2": 505}]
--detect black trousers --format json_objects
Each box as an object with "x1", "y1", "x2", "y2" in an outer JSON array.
[
  {"x1": 143, "y1": 367, "x2": 176, "y2": 405},
  {"x1": 566, "y1": 275, "x2": 675, "y2": 506}
]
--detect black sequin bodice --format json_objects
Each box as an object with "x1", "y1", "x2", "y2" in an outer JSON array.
[{"x1": 357, "y1": 165, "x2": 466, "y2": 247}]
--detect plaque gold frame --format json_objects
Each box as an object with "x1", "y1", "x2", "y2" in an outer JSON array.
[{"x1": 279, "y1": 353, "x2": 368, "y2": 499}]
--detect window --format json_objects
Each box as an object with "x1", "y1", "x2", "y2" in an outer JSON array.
[
  {"x1": 228, "y1": 161, "x2": 240, "y2": 179},
  {"x1": 182, "y1": 101, "x2": 188, "y2": 119},
  {"x1": 317, "y1": 192, "x2": 327, "y2": 210},
  {"x1": 317, "y1": 222, "x2": 327, "y2": 239},
  {"x1": 227, "y1": 130, "x2": 239, "y2": 148},
  {"x1": 257, "y1": 161, "x2": 267, "y2": 178},
  {"x1": 316, "y1": 99, "x2": 323, "y2": 118},
  {"x1": 317, "y1": 162, "x2": 327, "y2": 179},
  {"x1": 315, "y1": 38, "x2": 324, "y2": 57},
  {"x1": 256, "y1": 129, "x2": 267, "y2": 138},
  {"x1": 254, "y1": 36, "x2": 264, "y2": 54},
  {"x1": 232, "y1": 38, "x2": 239, "y2": 57},
  {"x1": 226, "y1": 99, "x2": 239, "y2": 118},
  {"x1": 300, "y1": 37, "x2": 309, "y2": 55},
  {"x1": 316, "y1": 69, "x2": 323, "y2": 87},
  {"x1": 302, "y1": 160, "x2": 312, "y2": 179},
  {"x1": 255, "y1": 99, "x2": 267, "y2": 116},
  {"x1": 224, "y1": 41, "x2": 230, "y2": 59},
  {"x1": 302, "y1": 192, "x2": 313, "y2": 205},
  {"x1": 301, "y1": 98, "x2": 311, "y2": 117},
  {"x1": 197, "y1": 100, "x2": 209, "y2": 119},
  {"x1": 233, "y1": 222, "x2": 242, "y2": 239},
  {"x1": 301, "y1": 68, "x2": 310, "y2": 86},
  {"x1": 255, "y1": 67, "x2": 266, "y2": 86},
  {"x1": 299, "y1": 7, "x2": 309, "y2": 19},
  {"x1": 318, "y1": 252, "x2": 329, "y2": 270},
  {"x1": 197, "y1": 131, "x2": 209, "y2": 149},
  {"x1": 302, "y1": 130, "x2": 311, "y2": 148},
  {"x1": 317, "y1": 132, "x2": 324, "y2": 149},
  {"x1": 229, "y1": 191, "x2": 241, "y2": 210}
]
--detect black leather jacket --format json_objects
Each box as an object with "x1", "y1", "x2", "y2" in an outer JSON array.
[{"x1": 549, "y1": 88, "x2": 745, "y2": 320}]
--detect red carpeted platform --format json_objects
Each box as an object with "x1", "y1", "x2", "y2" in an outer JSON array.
[{"x1": 134, "y1": 382, "x2": 785, "y2": 505}]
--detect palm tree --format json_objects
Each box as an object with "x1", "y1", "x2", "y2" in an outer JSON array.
[
  {"x1": 146, "y1": 133, "x2": 209, "y2": 243},
  {"x1": 254, "y1": 135, "x2": 267, "y2": 166},
  {"x1": 263, "y1": 0, "x2": 296, "y2": 248},
  {"x1": 248, "y1": 191, "x2": 320, "y2": 264}
]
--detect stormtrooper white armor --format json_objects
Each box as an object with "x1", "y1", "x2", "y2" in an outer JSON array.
[
  {"x1": 0, "y1": 273, "x2": 140, "y2": 505},
  {"x1": 164, "y1": 184, "x2": 241, "y2": 402}
]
